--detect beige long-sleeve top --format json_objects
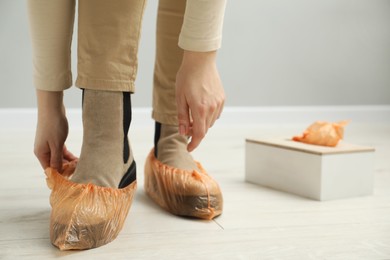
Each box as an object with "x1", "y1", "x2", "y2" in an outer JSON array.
[{"x1": 179, "y1": 0, "x2": 227, "y2": 52}]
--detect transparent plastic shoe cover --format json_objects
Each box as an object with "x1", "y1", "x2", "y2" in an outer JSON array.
[
  {"x1": 293, "y1": 120, "x2": 349, "y2": 147},
  {"x1": 45, "y1": 161, "x2": 136, "y2": 250},
  {"x1": 144, "y1": 149, "x2": 223, "y2": 220}
]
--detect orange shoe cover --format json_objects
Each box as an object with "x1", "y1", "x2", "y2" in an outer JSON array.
[
  {"x1": 45, "y1": 161, "x2": 136, "y2": 250},
  {"x1": 293, "y1": 120, "x2": 349, "y2": 147},
  {"x1": 144, "y1": 149, "x2": 223, "y2": 220}
]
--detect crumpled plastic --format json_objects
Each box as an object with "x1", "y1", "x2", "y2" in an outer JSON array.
[
  {"x1": 292, "y1": 120, "x2": 349, "y2": 147},
  {"x1": 45, "y1": 160, "x2": 136, "y2": 250},
  {"x1": 144, "y1": 149, "x2": 223, "y2": 220}
]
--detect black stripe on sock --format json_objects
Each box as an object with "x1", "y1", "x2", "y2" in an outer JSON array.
[
  {"x1": 154, "y1": 121, "x2": 162, "y2": 158},
  {"x1": 123, "y1": 92, "x2": 131, "y2": 164},
  {"x1": 118, "y1": 160, "x2": 137, "y2": 189},
  {"x1": 81, "y1": 88, "x2": 85, "y2": 107}
]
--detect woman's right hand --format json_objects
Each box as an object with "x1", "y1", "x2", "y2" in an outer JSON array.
[{"x1": 34, "y1": 90, "x2": 76, "y2": 172}]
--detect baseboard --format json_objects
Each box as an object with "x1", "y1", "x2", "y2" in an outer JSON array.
[
  {"x1": 0, "y1": 106, "x2": 389, "y2": 130},
  {"x1": 218, "y1": 106, "x2": 390, "y2": 126}
]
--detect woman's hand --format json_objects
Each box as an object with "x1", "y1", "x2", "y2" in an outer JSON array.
[
  {"x1": 34, "y1": 90, "x2": 76, "y2": 172},
  {"x1": 176, "y1": 50, "x2": 225, "y2": 152}
]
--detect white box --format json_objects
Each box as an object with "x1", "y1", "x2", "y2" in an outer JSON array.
[{"x1": 245, "y1": 138, "x2": 375, "y2": 201}]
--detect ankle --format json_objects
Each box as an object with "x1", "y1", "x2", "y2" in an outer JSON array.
[
  {"x1": 71, "y1": 90, "x2": 135, "y2": 188},
  {"x1": 153, "y1": 122, "x2": 198, "y2": 171}
]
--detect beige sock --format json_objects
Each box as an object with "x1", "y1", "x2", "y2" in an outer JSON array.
[
  {"x1": 71, "y1": 90, "x2": 133, "y2": 188},
  {"x1": 155, "y1": 123, "x2": 199, "y2": 171}
]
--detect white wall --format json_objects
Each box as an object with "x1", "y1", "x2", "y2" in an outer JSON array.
[{"x1": 1, "y1": 0, "x2": 389, "y2": 108}]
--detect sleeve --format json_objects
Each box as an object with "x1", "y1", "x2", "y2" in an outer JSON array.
[{"x1": 178, "y1": 0, "x2": 227, "y2": 52}]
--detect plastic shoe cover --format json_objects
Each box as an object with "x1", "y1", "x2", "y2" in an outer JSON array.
[
  {"x1": 45, "y1": 161, "x2": 136, "y2": 250},
  {"x1": 144, "y1": 149, "x2": 223, "y2": 220},
  {"x1": 293, "y1": 120, "x2": 349, "y2": 147}
]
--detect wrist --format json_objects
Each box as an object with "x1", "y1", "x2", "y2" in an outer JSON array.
[
  {"x1": 182, "y1": 50, "x2": 217, "y2": 65},
  {"x1": 36, "y1": 89, "x2": 65, "y2": 116}
]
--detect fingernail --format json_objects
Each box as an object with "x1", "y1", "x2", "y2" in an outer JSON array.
[{"x1": 179, "y1": 124, "x2": 186, "y2": 135}]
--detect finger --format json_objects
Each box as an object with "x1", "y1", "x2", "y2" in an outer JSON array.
[
  {"x1": 209, "y1": 100, "x2": 224, "y2": 129},
  {"x1": 205, "y1": 104, "x2": 217, "y2": 130},
  {"x1": 36, "y1": 151, "x2": 50, "y2": 170},
  {"x1": 63, "y1": 145, "x2": 77, "y2": 161},
  {"x1": 209, "y1": 109, "x2": 219, "y2": 128},
  {"x1": 187, "y1": 124, "x2": 194, "y2": 136},
  {"x1": 187, "y1": 110, "x2": 207, "y2": 152},
  {"x1": 50, "y1": 145, "x2": 63, "y2": 172},
  {"x1": 177, "y1": 96, "x2": 191, "y2": 136},
  {"x1": 34, "y1": 144, "x2": 50, "y2": 170},
  {"x1": 217, "y1": 98, "x2": 225, "y2": 119},
  {"x1": 208, "y1": 98, "x2": 224, "y2": 128}
]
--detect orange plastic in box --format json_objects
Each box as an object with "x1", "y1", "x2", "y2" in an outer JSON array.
[{"x1": 293, "y1": 121, "x2": 349, "y2": 147}]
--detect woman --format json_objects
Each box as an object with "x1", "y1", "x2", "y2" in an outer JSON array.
[{"x1": 28, "y1": 0, "x2": 226, "y2": 250}]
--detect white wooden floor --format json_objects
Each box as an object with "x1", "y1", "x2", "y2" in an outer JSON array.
[{"x1": 1, "y1": 123, "x2": 389, "y2": 259}]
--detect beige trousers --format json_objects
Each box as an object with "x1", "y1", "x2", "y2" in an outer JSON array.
[{"x1": 28, "y1": 0, "x2": 187, "y2": 125}]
